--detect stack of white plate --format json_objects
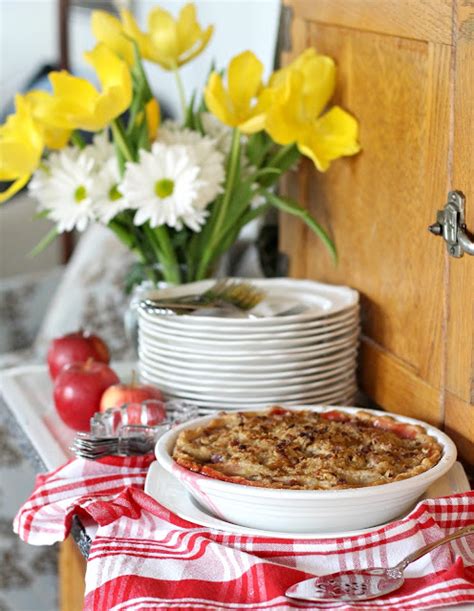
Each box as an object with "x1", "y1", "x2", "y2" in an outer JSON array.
[{"x1": 137, "y1": 278, "x2": 360, "y2": 409}]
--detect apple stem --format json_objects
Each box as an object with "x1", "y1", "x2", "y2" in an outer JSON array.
[
  {"x1": 85, "y1": 357, "x2": 94, "y2": 369},
  {"x1": 131, "y1": 370, "x2": 137, "y2": 387}
]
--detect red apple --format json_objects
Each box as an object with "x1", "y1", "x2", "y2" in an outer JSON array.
[
  {"x1": 47, "y1": 331, "x2": 110, "y2": 379},
  {"x1": 54, "y1": 360, "x2": 119, "y2": 431},
  {"x1": 100, "y1": 375, "x2": 164, "y2": 413}
]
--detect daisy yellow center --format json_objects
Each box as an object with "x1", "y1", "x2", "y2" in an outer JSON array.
[
  {"x1": 74, "y1": 185, "x2": 87, "y2": 203},
  {"x1": 154, "y1": 178, "x2": 174, "y2": 199},
  {"x1": 109, "y1": 184, "x2": 122, "y2": 201}
]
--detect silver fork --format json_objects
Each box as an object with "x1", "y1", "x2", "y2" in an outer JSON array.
[
  {"x1": 142, "y1": 279, "x2": 265, "y2": 315},
  {"x1": 70, "y1": 407, "x2": 216, "y2": 460}
]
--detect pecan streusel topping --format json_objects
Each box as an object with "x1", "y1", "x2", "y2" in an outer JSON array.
[{"x1": 172, "y1": 408, "x2": 442, "y2": 490}]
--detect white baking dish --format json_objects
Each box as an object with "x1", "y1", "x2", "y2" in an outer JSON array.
[{"x1": 155, "y1": 406, "x2": 457, "y2": 534}]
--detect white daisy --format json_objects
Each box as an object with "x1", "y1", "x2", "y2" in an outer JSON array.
[
  {"x1": 93, "y1": 156, "x2": 128, "y2": 224},
  {"x1": 120, "y1": 143, "x2": 207, "y2": 231},
  {"x1": 158, "y1": 123, "x2": 225, "y2": 208},
  {"x1": 29, "y1": 146, "x2": 97, "y2": 232},
  {"x1": 85, "y1": 130, "x2": 115, "y2": 165}
]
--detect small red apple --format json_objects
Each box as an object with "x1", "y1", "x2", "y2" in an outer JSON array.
[
  {"x1": 54, "y1": 359, "x2": 119, "y2": 431},
  {"x1": 100, "y1": 373, "x2": 164, "y2": 413},
  {"x1": 47, "y1": 331, "x2": 110, "y2": 379}
]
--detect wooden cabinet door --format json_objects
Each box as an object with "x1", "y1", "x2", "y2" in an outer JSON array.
[{"x1": 280, "y1": 0, "x2": 474, "y2": 463}]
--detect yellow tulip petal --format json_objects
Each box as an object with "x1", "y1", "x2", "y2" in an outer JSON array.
[
  {"x1": 24, "y1": 91, "x2": 71, "y2": 149},
  {"x1": 147, "y1": 7, "x2": 179, "y2": 68},
  {"x1": 145, "y1": 98, "x2": 160, "y2": 141},
  {"x1": 204, "y1": 72, "x2": 235, "y2": 127},
  {"x1": 177, "y1": 3, "x2": 201, "y2": 52},
  {"x1": 92, "y1": 10, "x2": 134, "y2": 65},
  {"x1": 50, "y1": 71, "x2": 98, "y2": 107},
  {"x1": 264, "y1": 72, "x2": 305, "y2": 144},
  {"x1": 238, "y1": 113, "x2": 267, "y2": 134},
  {"x1": 84, "y1": 44, "x2": 131, "y2": 97},
  {"x1": 0, "y1": 96, "x2": 43, "y2": 174},
  {"x1": 0, "y1": 174, "x2": 29, "y2": 203},
  {"x1": 84, "y1": 44, "x2": 132, "y2": 126},
  {"x1": 228, "y1": 51, "x2": 263, "y2": 116},
  {"x1": 177, "y1": 25, "x2": 213, "y2": 66},
  {"x1": 121, "y1": 9, "x2": 153, "y2": 61},
  {"x1": 43, "y1": 72, "x2": 98, "y2": 128},
  {"x1": 0, "y1": 140, "x2": 41, "y2": 176},
  {"x1": 298, "y1": 106, "x2": 360, "y2": 171},
  {"x1": 300, "y1": 54, "x2": 335, "y2": 118}
]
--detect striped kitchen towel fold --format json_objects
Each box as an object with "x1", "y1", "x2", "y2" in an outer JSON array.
[{"x1": 14, "y1": 456, "x2": 474, "y2": 610}]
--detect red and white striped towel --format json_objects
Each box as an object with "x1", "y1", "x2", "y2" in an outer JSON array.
[{"x1": 14, "y1": 456, "x2": 474, "y2": 610}]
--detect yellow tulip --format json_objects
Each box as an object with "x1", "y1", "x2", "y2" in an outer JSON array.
[
  {"x1": 121, "y1": 3, "x2": 213, "y2": 69},
  {"x1": 33, "y1": 44, "x2": 132, "y2": 132},
  {"x1": 204, "y1": 51, "x2": 271, "y2": 134},
  {"x1": 265, "y1": 49, "x2": 360, "y2": 171},
  {"x1": 0, "y1": 95, "x2": 44, "y2": 202},
  {"x1": 91, "y1": 10, "x2": 135, "y2": 66}
]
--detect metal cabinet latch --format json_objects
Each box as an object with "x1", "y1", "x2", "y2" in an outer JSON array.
[{"x1": 428, "y1": 191, "x2": 474, "y2": 257}]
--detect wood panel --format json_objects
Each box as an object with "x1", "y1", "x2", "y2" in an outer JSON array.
[
  {"x1": 282, "y1": 21, "x2": 451, "y2": 423},
  {"x1": 360, "y1": 339, "x2": 442, "y2": 426},
  {"x1": 59, "y1": 538, "x2": 86, "y2": 611},
  {"x1": 279, "y1": 10, "x2": 311, "y2": 278},
  {"x1": 289, "y1": 0, "x2": 452, "y2": 44},
  {"x1": 447, "y1": 0, "x2": 474, "y2": 404},
  {"x1": 445, "y1": 392, "x2": 474, "y2": 465}
]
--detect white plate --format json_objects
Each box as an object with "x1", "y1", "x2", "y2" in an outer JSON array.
[
  {"x1": 139, "y1": 319, "x2": 359, "y2": 350},
  {"x1": 138, "y1": 349, "x2": 357, "y2": 382},
  {"x1": 138, "y1": 358, "x2": 356, "y2": 391},
  {"x1": 144, "y1": 460, "x2": 470, "y2": 539},
  {"x1": 139, "y1": 328, "x2": 360, "y2": 358},
  {"x1": 138, "y1": 308, "x2": 360, "y2": 340},
  {"x1": 138, "y1": 387, "x2": 357, "y2": 410},
  {"x1": 136, "y1": 345, "x2": 359, "y2": 374},
  {"x1": 139, "y1": 317, "x2": 359, "y2": 346},
  {"x1": 141, "y1": 278, "x2": 359, "y2": 325},
  {"x1": 140, "y1": 368, "x2": 357, "y2": 404}
]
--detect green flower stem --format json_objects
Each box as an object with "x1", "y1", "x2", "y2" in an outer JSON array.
[
  {"x1": 267, "y1": 143, "x2": 299, "y2": 169},
  {"x1": 173, "y1": 67, "x2": 187, "y2": 118},
  {"x1": 111, "y1": 118, "x2": 135, "y2": 164},
  {"x1": 196, "y1": 128, "x2": 241, "y2": 279},
  {"x1": 143, "y1": 224, "x2": 181, "y2": 284},
  {"x1": 70, "y1": 131, "x2": 86, "y2": 149}
]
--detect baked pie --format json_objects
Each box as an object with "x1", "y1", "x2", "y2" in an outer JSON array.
[{"x1": 172, "y1": 408, "x2": 443, "y2": 490}]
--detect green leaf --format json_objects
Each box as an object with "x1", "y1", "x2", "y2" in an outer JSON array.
[
  {"x1": 34, "y1": 209, "x2": 50, "y2": 220},
  {"x1": 29, "y1": 227, "x2": 58, "y2": 257},
  {"x1": 184, "y1": 90, "x2": 197, "y2": 130},
  {"x1": 247, "y1": 167, "x2": 282, "y2": 183},
  {"x1": 246, "y1": 132, "x2": 272, "y2": 168},
  {"x1": 214, "y1": 204, "x2": 271, "y2": 260},
  {"x1": 266, "y1": 143, "x2": 301, "y2": 173},
  {"x1": 266, "y1": 192, "x2": 337, "y2": 262}
]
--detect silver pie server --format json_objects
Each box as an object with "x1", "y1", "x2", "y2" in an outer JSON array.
[{"x1": 286, "y1": 523, "x2": 474, "y2": 603}]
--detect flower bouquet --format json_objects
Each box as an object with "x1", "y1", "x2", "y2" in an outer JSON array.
[{"x1": 0, "y1": 3, "x2": 360, "y2": 285}]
